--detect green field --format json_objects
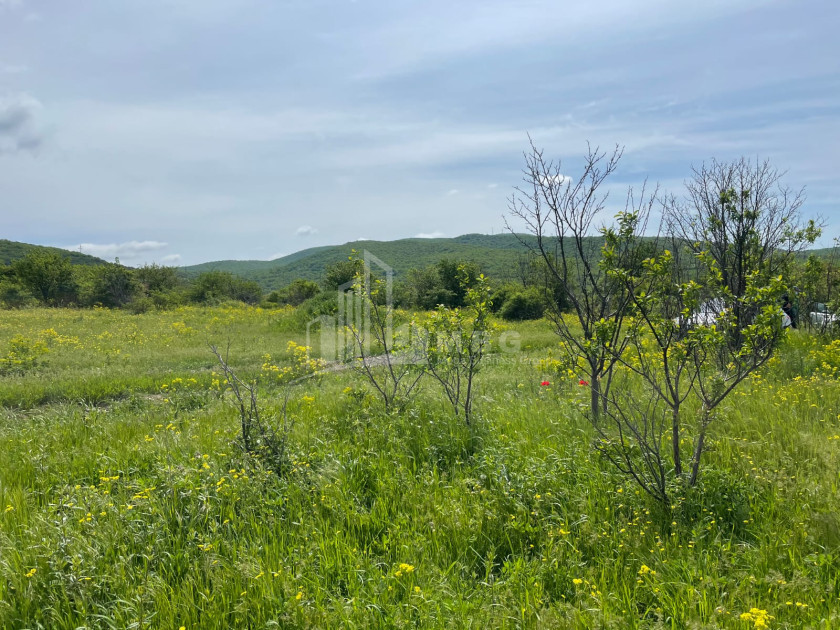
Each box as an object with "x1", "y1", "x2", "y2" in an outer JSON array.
[{"x1": 1, "y1": 306, "x2": 839, "y2": 628}]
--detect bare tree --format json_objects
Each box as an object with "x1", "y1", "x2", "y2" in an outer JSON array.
[
  {"x1": 507, "y1": 139, "x2": 654, "y2": 421},
  {"x1": 345, "y1": 256, "x2": 424, "y2": 413}
]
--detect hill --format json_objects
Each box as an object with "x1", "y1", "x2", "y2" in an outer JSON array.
[
  {"x1": 183, "y1": 233, "x2": 840, "y2": 292},
  {"x1": 0, "y1": 240, "x2": 108, "y2": 267},
  {"x1": 181, "y1": 233, "x2": 545, "y2": 290}
]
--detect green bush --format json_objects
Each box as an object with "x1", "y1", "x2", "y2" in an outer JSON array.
[
  {"x1": 13, "y1": 251, "x2": 78, "y2": 305},
  {"x1": 499, "y1": 289, "x2": 546, "y2": 320},
  {"x1": 189, "y1": 271, "x2": 263, "y2": 305},
  {"x1": 270, "y1": 279, "x2": 321, "y2": 306},
  {"x1": 0, "y1": 280, "x2": 34, "y2": 308},
  {"x1": 489, "y1": 284, "x2": 516, "y2": 314}
]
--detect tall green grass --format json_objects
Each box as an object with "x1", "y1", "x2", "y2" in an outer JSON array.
[{"x1": 0, "y1": 308, "x2": 838, "y2": 628}]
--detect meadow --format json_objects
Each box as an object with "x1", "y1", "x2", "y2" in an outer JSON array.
[{"x1": 0, "y1": 305, "x2": 839, "y2": 629}]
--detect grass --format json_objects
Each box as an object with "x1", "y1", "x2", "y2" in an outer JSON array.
[{"x1": 0, "y1": 306, "x2": 839, "y2": 628}]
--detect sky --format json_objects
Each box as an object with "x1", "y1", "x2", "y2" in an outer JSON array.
[{"x1": 0, "y1": 0, "x2": 838, "y2": 266}]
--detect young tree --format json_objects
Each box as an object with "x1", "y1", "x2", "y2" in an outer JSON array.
[
  {"x1": 421, "y1": 270, "x2": 493, "y2": 424},
  {"x1": 599, "y1": 236, "x2": 787, "y2": 502},
  {"x1": 666, "y1": 157, "x2": 820, "y2": 341},
  {"x1": 345, "y1": 253, "x2": 424, "y2": 413},
  {"x1": 507, "y1": 140, "x2": 654, "y2": 421}
]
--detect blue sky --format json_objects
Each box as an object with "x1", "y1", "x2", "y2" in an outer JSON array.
[{"x1": 0, "y1": 0, "x2": 837, "y2": 265}]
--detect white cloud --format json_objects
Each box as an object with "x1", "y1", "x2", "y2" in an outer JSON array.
[
  {"x1": 67, "y1": 240, "x2": 169, "y2": 262},
  {"x1": 487, "y1": 183, "x2": 498, "y2": 189},
  {"x1": 296, "y1": 225, "x2": 318, "y2": 237},
  {"x1": 446, "y1": 189, "x2": 459, "y2": 196},
  {"x1": 415, "y1": 231, "x2": 445, "y2": 238},
  {"x1": 539, "y1": 173, "x2": 572, "y2": 187},
  {"x1": 160, "y1": 254, "x2": 182, "y2": 264}
]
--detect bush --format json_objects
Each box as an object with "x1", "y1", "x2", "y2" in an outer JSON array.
[
  {"x1": 270, "y1": 279, "x2": 320, "y2": 306},
  {"x1": 13, "y1": 251, "x2": 78, "y2": 305},
  {"x1": 87, "y1": 264, "x2": 138, "y2": 307},
  {"x1": 489, "y1": 284, "x2": 516, "y2": 314},
  {"x1": 189, "y1": 271, "x2": 262, "y2": 305},
  {"x1": 126, "y1": 296, "x2": 154, "y2": 314},
  {"x1": 499, "y1": 289, "x2": 546, "y2": 321},
  {"x1": 0, "y1": 280, "x2": 34, "y2": 308},
  {"x1": 135, "y1": 263, "x2": 180, "y2": 294},
  {"x1": 400, "y1": 259, "x2": 482, "y2": 310},
  {"x1": 324, "y1": 258, "x2": 364, "y2": 290},
  {"x1": 299, "y1": 291, "x2": 338, "y2": 318}
]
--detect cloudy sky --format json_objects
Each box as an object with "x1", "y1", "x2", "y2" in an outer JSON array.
[{"x1": 1, "y1": 0, "x2": 837, "y2": 266}]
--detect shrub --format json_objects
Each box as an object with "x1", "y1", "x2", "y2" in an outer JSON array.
[
  {"x1": 13, "y1": 251, "x2": 78, "y2": 305},
  {"x1": 271, "y1": 279, "x2": 320, "y2": 306},
  {"x1": 500, "y1": 289, "x2": 546, "y2": 321},
  {"x1": 0, "y1": 280, "x2": 34, "y2": 308},
  {"x1": 489, "y1": 284, "x2": 515, "y2": 314},
  {"x1": 87, "y1": 263, "x2": 138, "y2": 307},
  {"x1": 189, "y1": 271, "x2": 262, "y2": 305},
  {"x1": 126, "y1": 296, "x2": 154, "y2": 314}
]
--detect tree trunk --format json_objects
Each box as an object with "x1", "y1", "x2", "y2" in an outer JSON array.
[
  {"x1": 689, "y1": 408, "x2": 710, "y2": 486},
  {"x1": 672, "y1": 406, "x2": 682, "y2": 477},
  {"x1": 590, "y1": 374, "x2": 601, "y2": 424}
]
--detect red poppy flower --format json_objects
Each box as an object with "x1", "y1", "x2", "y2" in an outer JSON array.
[
  {"x1": 578, "y1": 379, "x2": 589, "y2": 386},
  {"x1": 540, "y1": 381, "x2": 550, "y2": 386}
]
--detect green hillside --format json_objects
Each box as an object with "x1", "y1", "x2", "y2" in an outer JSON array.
[
  {"x1": 181, "y1": 233, "x2": 546, "y2": 290},
  {"x1": 184, "y1": 232, "x2": 840, "y2": 292},
  {"x1": 0, "y1": 240, "x2": 107, "y2": 267}
]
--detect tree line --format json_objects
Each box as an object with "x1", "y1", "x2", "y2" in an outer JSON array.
[
  {"x1": 0, "y1": 244, "x2": 572, "y2": 322},
  {"x1": 0, "y1": 254, "x2": 264, "y2": 311}
]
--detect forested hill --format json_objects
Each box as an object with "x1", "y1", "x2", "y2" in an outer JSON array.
[
  {"x1": 0, "y1": 240, "x2": 107, "y2": 266},
  {"x1": 180, "y1": 233, "x2": 839, "y2": 291},
  {"x1": 181, "y1": 233, "x2": 546, "y2": 290}
]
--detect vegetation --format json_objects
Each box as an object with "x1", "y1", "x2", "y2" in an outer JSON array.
[
  {"x1": 1, "y1": 148, "x2": 837, "y2": 626},
  {"x1": 508, "y1": 141, "x2": 655, "y2": 421},
  {"x1": 1, "y1": 305, "x2": 839, "y2": 628},
  {"x1": 180, "y1": 234, "x2": 551, "y2": 290}
]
